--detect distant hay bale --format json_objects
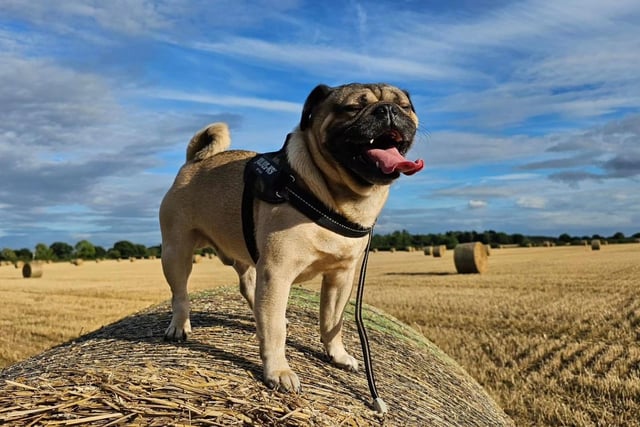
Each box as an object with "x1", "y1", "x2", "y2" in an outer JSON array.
[
  {"x1": 389, "y1": 248, "x2": 396, "y2": 253},
  {"x1": 371, "y1": 248, "x2": 379, "y2": 253},
  {"x1": 129, "y1": 257, "x2": 136, "y2": 262},
  {"x1": 591, "y1": 239, "x2": 601, "y2": 251},
  {"x1": 71, "y1": 259, "x2": 83, "y2": 266},
  {"x1": 0, "y1": 287, "x2": 514, "y2": 426},
  {"x1": 433, "y1": 245, "x2": 446, "y2": 257},
  {"x1": 22, "y1": 262, "x2": 43, "y2": 278},
  {"x1": 484, "y1": 244, "x2": 491, "y2": 256},
  {"x1": 454, "y1": 242, "x2": 489, "y2": 274},
  {"x1": 543, "y1": 241, "x2": 551, "y2": 247},
  {"x1": 192, "y1": 254, "x2": 202, "y2": 263},
  {"x1": 423, "y1": 246, "x2": 432, "y2": 256},
  {"x1": 14, "y1": 260, "x2": 24, "y2": 269}
]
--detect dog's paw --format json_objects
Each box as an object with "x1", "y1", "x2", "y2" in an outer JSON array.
[
  {"x1": 330, "y1": 352, "x2": 359, "y2": 372},
  {"x1": 264, "y1": 369, "x2": 301, "y2": 393},
  {"x1": 163, "y1": 318, "x2": 192, "y2": 341}
]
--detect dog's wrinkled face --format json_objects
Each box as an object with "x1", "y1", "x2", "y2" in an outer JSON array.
[{"x1": 301, "y1": 83, "x2": 424, "y2": 185}]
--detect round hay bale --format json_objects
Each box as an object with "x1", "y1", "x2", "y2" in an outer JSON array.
[
  {"x1": 129, "y1": 257, "x2": 136, "y2": 262},
  {"x1": 0, "y1": 287, "x2": 513, "y2": 426},
  {"x1": 591, "y1": 239, "x2": 601, "y2": 251},
  {"x1": 423, "y1": 246, "x2": 432, "y2": 256},
  {"x1": 71, "y1": 259, "x2": 83, "y2": 266},
  {"x1": 22, "y1": 262, "x2": 43, "y2": 278},
  {"x1": 433, "y1": 245, "x2": 446, "y2": 257},
  {"x1": 454, "y1": 242, "x2": 489, "y2": 274},
  {"x1": 389, "y1": 247, "x2": 396, "y2": 253},
  {"x1": 193, "y1": 254, "x2": 202, "y2": 263},
  {"x1": 14, "y1": 260, "x2": 24, "y2": 269},
  {"x1": 484, "y1": 244, "x2": 491, "y2": 256}
]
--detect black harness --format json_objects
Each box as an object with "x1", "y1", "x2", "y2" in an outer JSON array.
[{"x1": 241, "y1": 136, "x2": 372, "y2": 263}]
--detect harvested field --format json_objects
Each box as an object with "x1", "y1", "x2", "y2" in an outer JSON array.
[{"x1": 1, "y1": 244, "x2": 640, "y2": 426}]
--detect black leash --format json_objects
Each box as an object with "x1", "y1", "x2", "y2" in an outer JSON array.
[{"x1": 355, "y1": 226, "x2": 387, "y2": 414}]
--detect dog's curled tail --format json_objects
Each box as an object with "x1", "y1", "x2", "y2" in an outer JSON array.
[{"x1": 186, "y1": 122, "x2": 231, "y2": 162}]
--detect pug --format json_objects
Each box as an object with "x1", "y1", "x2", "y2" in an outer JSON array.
[{"x1": 159, "y1": 83, "x2": 424, "y2": 392}]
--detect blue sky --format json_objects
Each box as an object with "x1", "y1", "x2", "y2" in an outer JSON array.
[{"x1": 1, "y1": 0, "x2": 639, "y2": 250}]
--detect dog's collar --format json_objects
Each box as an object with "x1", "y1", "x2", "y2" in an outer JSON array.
[{"x1": 242, "y1": 135, "x2": 372, "y2": 263}]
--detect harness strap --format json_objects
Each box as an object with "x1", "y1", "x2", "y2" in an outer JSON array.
[
  {"x1": 241, "y1": 174, "x2": 260, "y2": 264},
  {"x1": 242, "y1": 141, "x2": 371, "y2": 263}
]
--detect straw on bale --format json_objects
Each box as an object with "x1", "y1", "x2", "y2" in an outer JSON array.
[
  {"x1": 0, "y1": 287, "x2": 513, "y2": 427},
  {"x1": 22, "y1": 262, "x2": 43, "y2": 278},
  {"x1": 454, "y1": 242, "x2": 489, "y2": 274},
  {"x1": 433, "y1": 245, "x2": 446, "y2": 257},
  {"x1": 423, "y1": 246, "x2": 432, "y2": 256},
  {"x1": 591, "y1": 239, "x2": 601, "y2": 251}
]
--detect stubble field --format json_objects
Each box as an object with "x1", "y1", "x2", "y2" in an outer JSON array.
[{"x1": 1, "y1": 244, "x2": 639, "y2": 426}]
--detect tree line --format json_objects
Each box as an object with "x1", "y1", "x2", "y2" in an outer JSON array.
[
  {"x1": 2, "y1": 230, "x2": 639, "y2": 263},
  {"x1": 371, "y1": 230, "x2": 640, "y2": 250}
]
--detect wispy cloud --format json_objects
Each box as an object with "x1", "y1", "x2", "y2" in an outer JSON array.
[{"x1": 1, "y1": 0, "x2": 640, "y2": 248}]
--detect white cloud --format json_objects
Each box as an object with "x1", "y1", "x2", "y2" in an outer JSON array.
[
  {"x1": 148, "y1": 89, "x2": 301, "y2": 113},
  {"x1": 468, "y1": 200, "x2": 488, "y2": 209},
  {"x1": 516, "y1": 196, "x2": 547, "y2": 209}
]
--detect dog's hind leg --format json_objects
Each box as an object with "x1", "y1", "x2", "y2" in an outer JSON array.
[
  {"x1": 161, "y1": 231, "x2": 197, "y2": 341},
  {"x1": 233, "y1": 261, "x2": 256, "y2": 311},
  {"x1": 215, "y1": 250, "x2": 256, "y2": 312}
]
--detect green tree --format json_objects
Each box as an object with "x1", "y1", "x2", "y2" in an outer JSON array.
[
  {"x1": 50, "y1": 242, "x2": 74, "y2": 261},
  {"x1": 558, "y1": 233, "x2": 572, "y2": 243},
  {"x1": 147, "y1": 245, "x2": 161, "y2": 258},
  {"x1": 94, "y1": 246, "x2": 107, "y2": 259},
  {"x1": 75, "y1": 240, "x2": 96, "y2": 260},
  {"x1": 15, "y1": 248, "x2": 33, "y2": 261},
  {"x1": 611, "y1": 232, "x2": 625, "y2": 240},
  {"x1": 112, "y1": 240, "x2": 136, "y2": 259},
  {"x1": 134, "y1": 244, "x2": 148, "y2": 258},
  {"x1": 35, "y1": 243, "x2": 54, "y2": 261},
  {"x1": 442, "y1": 234, "x2": 459, "y2": 249},
  {"x1": 1, "y1": 248, "x2": 17, "y2": 262},
  {"x1": 107, "y1": 249, "x2": 121, "y2": 260}
]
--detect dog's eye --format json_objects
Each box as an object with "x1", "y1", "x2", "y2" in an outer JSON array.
[
  {"x1": 399, "y1": 104, "x2": 412, "y2": 112},
  {"x1": 343, "y1": 104, "x2": 363, "y2": 113}
]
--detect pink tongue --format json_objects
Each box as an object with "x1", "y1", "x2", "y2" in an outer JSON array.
[{"x1": 366, "y1": 147, "x2": 424, "y2": 175}]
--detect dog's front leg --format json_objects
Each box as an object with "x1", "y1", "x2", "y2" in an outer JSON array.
[
  {"x1": 320, "y1": 269, "x2": 359, "y2": 371},
  {"x1": 254, "y1": 263, "x2": 300, "y2": 392}
]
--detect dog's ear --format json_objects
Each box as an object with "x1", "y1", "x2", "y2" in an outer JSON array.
[
  {"x1": 402, "y1": 89, "x2": 416, "y2": 113},
  {"x1": 300, "y1": 84, "x2": 332, "y2": 131}
]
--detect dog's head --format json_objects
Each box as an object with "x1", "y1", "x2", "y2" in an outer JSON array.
[{"x1": 300, "y1": 83, "x2": 424, "y2": 186}]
